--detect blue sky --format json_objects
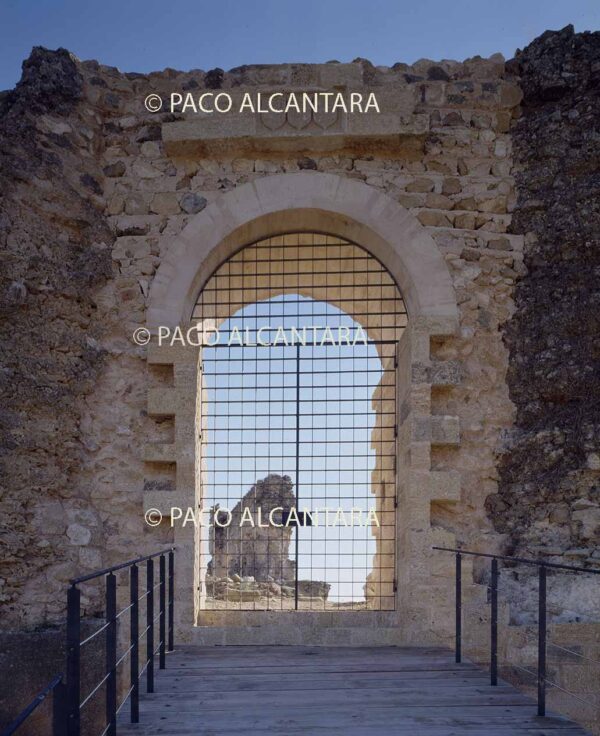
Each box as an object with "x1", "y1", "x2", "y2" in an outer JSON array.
[
  {"x1": 202, "y1": 296, "x2": 384, "y2": 602},
  {"x1": 1, "y1": 0, "x2": 599, "y2": 91}
]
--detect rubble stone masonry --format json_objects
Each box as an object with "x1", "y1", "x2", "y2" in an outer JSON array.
[
  {"x1": 0, "y1": 25, "x2": 598, "y2": 671},
  {"x1": 488, "y1": 27, "x2": 600, "y2": 566}
]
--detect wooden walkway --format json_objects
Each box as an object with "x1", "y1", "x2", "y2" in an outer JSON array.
[{"x1": 118, "y1": 645, "x2": 589, "y2": 735}]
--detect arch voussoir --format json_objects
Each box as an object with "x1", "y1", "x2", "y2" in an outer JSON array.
[{"x1": 147, "y1": 171, "x2": 458, "y2": 332}]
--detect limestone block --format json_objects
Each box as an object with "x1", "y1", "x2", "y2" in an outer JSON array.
[
  {"x1": 125, "y1": 193, "x2": 150, "y2": 215},
  {"x1": 151, "y1": 192, "x2": 181, "y2": 215},
  {"x1": 140, "y1": 141, "x2": 161, "y2": 157},
  {"x1": 412, "y1": 315, "x2": 459, "y2": 337},
  {"x1": 180, "y1": 192, "x2": 207, "y2": 214},
  {"x1": 103, "y1": 161, "x2": 126, "y2": 177},
  {"x1": 176, "y1": 461, "x2": 196, "y2": 489},
  {"x1": 132, "y1": 160, "x2": 162, "y2": 179},
  {"x1": 410, "y1": 442, "x2": 431, "y2": 470},
  {"x1": 66, "y1": 524, "x2": 91, "y2": 546},
  {"x1": 412, "y1": 360, "x2": 462, "y2": 386},
  {"x1": 499, "y1": 82, "x2": 524, "y2": 108},
  {"x1": 111, "y1": 215, "x2": 163, "y2": 237},
  {"x1": 425, "y1": 193, "x2": 453, "y2": 210},
  {"x1": 147, "y1": 388, "x2": 177, "y2": 417},
  {"x1": 430, "y1": 416, "x2": 460, "y2": 446},
  {"x1": 478, "y1": 195, "x2": 507, "y2": 214},
  {"x1": 406, "y1": 177, "x2": 435, "y2": 193},
  {"x1": 143, "y1": 491, "x2": 187, "y2": 514},
  {"x1": 428, "y1": 471, "x2": 461, "y2": 502},
  {"x1": 107, "y1": 194, "x2": 124, "y2": 215},
  {"x1": 147, "y1": 343, "x2": 198, "y2": 365},
  {"x1": 319, "y1": 63, "x2": 363, "y2": 87},
  {"x1": 453, "y1": 212, "x2": 476, "y2": 230},
  {"x1": 144, "y1": 443, "x2": 176, "y2": 463}
]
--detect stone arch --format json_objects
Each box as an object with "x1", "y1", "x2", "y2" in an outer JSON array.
[
  {"x1": 147, "y1": 171, "x2": 458, "y2": 330},
  {"x1": 144, "y1": 171, "x2": 463, "y2": 642}
]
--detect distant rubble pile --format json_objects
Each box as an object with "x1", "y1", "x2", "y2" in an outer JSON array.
[{"x1": 207, "y1": 573, "x2": 330, "y2": 602}]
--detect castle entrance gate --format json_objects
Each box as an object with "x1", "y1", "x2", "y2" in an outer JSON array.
[{"x1": 194, "y1": 233, "x2": 405, "y2": 612}]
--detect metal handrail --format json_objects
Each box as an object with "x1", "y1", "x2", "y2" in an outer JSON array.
[
  {"x1": 2, "y1": 547, "x2": 176, "y2": 736},
  {"x1": 433, "y1": 545, "x2": 599, "y2": 719},
  {"x1": 70, "y1": 547, "x2": 175, "y2": 585},
  {"x1": 65, "y1": 548, "x2": 176, "y2": 736},
  {"x1": 0, "y1": 674, "x2": 65, "y2": 736},
  {"x1": 432, "y1": 545, "x2": 600, "y2": 575}
]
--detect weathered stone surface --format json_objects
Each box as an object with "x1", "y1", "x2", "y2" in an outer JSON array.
[
  {"x1": 180, "y1": 192, "x2": 207, "y2": 214},
  {"x1": 208, "y1": 474, "x2": 296, "y2": 583},
  {"x1": 292, "y1": 580, "x2": 331, "y2": 599},
  {"x1": 151, "y1": 192, "x2": 180, "y2": 215},
  {"x1": 0, "y1": 47, "x2": 113, "y2": 628},
  {"x1": 103, "y1": 161, "x2": 126, "y2": 177},
  {"x1": 1, "y1": 41, "x2": 522, "y2": 637},
  {"x1": 489, "y1": 26, "x2": 600, "y2": 558},
  {"x1": 0, "y1": 29, "x2": 596, "y2": 665}
]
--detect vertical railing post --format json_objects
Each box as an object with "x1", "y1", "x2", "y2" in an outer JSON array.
[
  {"x1": 130, "y1": 564, "x2": 139, "y2": 723},
  {"x1": 293, "y1": 343, "x2": 301, "y2": 611},
  {"x1": 52, "y1": 679, "x2": 68, "y2": 736},
  {"x1": 168, "y1": 550, "x2": 174, "y2": 652},
  {"x1": 538, "y1": 565, "x2": 547, "y2": 717},
  {"x1": 66, "y1": 585, "x2": 81, "y2": 736},
  {"x1": 455, "y1": 552, "x2": 462, "y2": 663},
  {"x1": 146, "y1": 558, "x2": 154, "y2": 693},
  {"x1": 105, "y1": 573, "x2": 117, "y2": 736},
  {"x1": 490, "y1": 558, "x2": 498, "y2": 686},
  {"x1": 159, "y1": 554, "x2": 166, "y2": 670}
]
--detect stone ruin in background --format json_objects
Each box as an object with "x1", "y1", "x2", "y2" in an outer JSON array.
[{"x1": 206, "y1": 473, "x2": 330, "y2": 602}]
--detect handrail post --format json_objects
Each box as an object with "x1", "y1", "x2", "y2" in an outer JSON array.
[
  {"x1": 147, "y1": 558, "x2": 155, "y2": 693},
  {"x1": 130, "y1": 564, "x2": 139, "y2": 723},
  {"x1": 159, "y1": 554, "x2": 166, "y2": 669},
  {"x1": 105, "y1": 573, "x2": 117, "y2": 736},
  {"x1": 168, "y1": 549, "x2": 174, "y2": 652},
  {"x1": 455, "y1": 552, "x2": 462, "y2": 663},
  {"x1": 490, "y1": 558, "x2": 498, "y2": 686},
  {"x1": 52, "y1": 679, "x2": 68, "y2": 736},
  {"x1": 538, "y1": 565, "x2": 547, "y2": 717},
  {"x1": 66, "y1": 585, "x2": 81, "y2": 736}
]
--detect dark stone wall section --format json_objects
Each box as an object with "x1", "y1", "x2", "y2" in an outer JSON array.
[{"x1": 488, "y1": 26, "x2": 600, "y2": 559}]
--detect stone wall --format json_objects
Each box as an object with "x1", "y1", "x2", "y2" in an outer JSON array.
[
  {"x1": 1, "y1": 42, "x2": 522, "y2": 633},
  {"x1": 488, "y1": 26, "x2": 600, "y2": 569},
  {"x1": 0, "y1": 48, "x2": 114, "y2": 627},
  {"x1": 1, "y1": 29, "x2": 597, "y2": 645}
]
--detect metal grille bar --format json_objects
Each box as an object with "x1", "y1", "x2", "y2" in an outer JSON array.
[{"x1": 195, "y1": 233, "x2": 405, "y2": 612}]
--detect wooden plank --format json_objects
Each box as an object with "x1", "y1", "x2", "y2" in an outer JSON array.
[
  {"x1": 117, "y1": 728, "x2": 588, "y2": 736},
  {"x1": 116, "y1": 645, "x2": 590, "y2": 735},
  {"x1": 163, "y1": 660, "x2": 482, "y2": 674},
  {"x1": 116, "y1": 721, "x2": 587, "y2": 735},
  {"x1": 157, "y1": 673, "x2": 492, "y2": 693},
  {"x1": 117, "y1": 713, "x2": 587, "y2": 736}
]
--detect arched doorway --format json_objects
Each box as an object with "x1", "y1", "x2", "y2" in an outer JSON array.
[
  {"x1": 146, "y1": 172, "x2": 461, "y2": 643},
  {"x1": 193, "y1": 233, "x2": 407, "y2": 612}
]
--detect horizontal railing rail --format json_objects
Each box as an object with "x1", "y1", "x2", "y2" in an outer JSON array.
[
  {"x1": 67, "y1": 546, "x2": 175, "y2": 736},
  {"x1": 433, "y1": 545, "x2": 600, "y2": 718},
  {"x1": 2, "y1": 547, "x2": 175, "y2": 736},
  {"x1": 433, "y1": 545, "x2": 600, "y2": 575},
  {"x1": 69, "y1": 549, "x2": 174, "y2": 586},
  {"x1": 0, "y1": 674, "x2": 66, "y2": 736}
]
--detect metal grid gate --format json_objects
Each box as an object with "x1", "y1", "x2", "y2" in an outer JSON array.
[{"x1": 193, "y1": 234, "x2": 407, "y2": 610}]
